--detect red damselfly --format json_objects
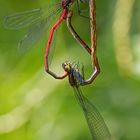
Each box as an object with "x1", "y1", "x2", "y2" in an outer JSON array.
[
  {"x1": 62, "y1": 61, "x2": 112, "y2": 140},
  {"x1": 4, "y1": 0, "x2": 90, "y2": 78}
]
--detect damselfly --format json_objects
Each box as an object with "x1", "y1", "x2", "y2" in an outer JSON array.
[{"x1": 62, "y1": 61, "x2": 112, "y2": 140}]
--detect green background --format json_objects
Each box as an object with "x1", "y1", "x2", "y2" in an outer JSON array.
[{"x1": 0, "y1": 0, "x2": 140, "y2": 140}]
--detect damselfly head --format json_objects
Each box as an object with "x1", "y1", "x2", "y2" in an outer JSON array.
[
  {"x1": 62, "y1": 62, "x2": 71, "y2": 72},
  {"x1": 62, "y1": 61, "x2": 81, "y2": 73}
]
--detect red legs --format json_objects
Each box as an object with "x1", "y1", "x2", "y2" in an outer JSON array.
[
  {"x1": 66, "y1": 6, "x2": 100, "y2": 86},
  {"x1": 45, "y1": 10, "x2": 68, "y2": 79}
]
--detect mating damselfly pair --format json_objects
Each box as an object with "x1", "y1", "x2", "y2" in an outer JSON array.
[
  {"x1": 4, "y1": 0, "x2": 98, "y2": 84},
  {"x1": 4, "y1": 0, "x2": 112, "y2": 139}
]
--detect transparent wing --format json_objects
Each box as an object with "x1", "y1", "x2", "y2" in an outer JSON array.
[
  {"x1": 73, "y1": 87, "x2": 112, "y2": 140},
  {"x1": 4, "y1": 3, "x2": 62, "y2": 52},
  {"x1": 18, "y1": 8, "x2": 61, "y2": 53},
  {"x1": 3, "y1": 3, "x2": 61, "y2": 30},
  {"x1": 4, "y1": 8, "x2": 42, "y2": 29},
  {"x1": 18, "y1": 19, "x2": 47, "y2": 52}
]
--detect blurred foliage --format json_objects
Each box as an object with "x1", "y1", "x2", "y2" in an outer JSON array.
[{"x1": 0, "y1": 0, "x2": 140, "y2": 140}]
